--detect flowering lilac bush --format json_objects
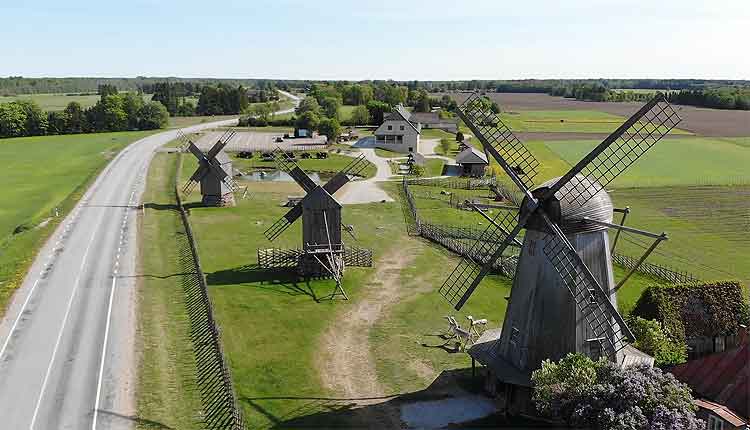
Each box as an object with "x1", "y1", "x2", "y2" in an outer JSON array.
[{"x1": 531, "y1": 353, "x2": 703, "y2": 429}]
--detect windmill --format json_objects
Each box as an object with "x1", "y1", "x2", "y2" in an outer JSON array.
[
  {"x1": 441, "y1": 93, "x2": 681, "y2": 408},
  {"x1": 180, "y1": 129, "x2": 242, "y2": 206},
  {"x1": 258, "y1": 148, "x2": 373, "y2": 298}
]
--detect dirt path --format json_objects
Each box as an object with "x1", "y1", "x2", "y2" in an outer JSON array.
[{"x1": 317, "y1": 242, "x2": 420, "y2": 425}]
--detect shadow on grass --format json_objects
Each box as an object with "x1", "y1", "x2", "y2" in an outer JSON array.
[
  {"x1": 144, "y1": 202, "x2": 179, "y2": 211},
  {"x1": 95, "y1": 410, "x2": 176, "y2": 429},
  {"x1": 240, "y1": 369, "x2": 558, "y2": 429},
  {"x1": 206, "y1": 264, "x2": 323, "y2": 302}
]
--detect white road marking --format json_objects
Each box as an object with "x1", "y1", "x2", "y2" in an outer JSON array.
[
  {"x1": 0, "y1": 279, "x2": 40, "y2": 361},
  {"x1": 29, "y1": 216, "x2": 100, "y2": 429},
  {"x1": 91, "y1": 275, "x2": 116, "y2": 430}
]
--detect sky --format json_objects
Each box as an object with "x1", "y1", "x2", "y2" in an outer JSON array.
[{"x1": 2, "y1": 0, "x2": 749, "y2": 80}]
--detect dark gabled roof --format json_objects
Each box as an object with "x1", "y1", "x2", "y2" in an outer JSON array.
[
  {"x1": 382, "y1": 104, "x2": 421, "y2": 134},
  {"x1": 456, "y1": 147, "x2": 489, "y2": 165},
  {"x1": 671, "y1": 338, "x2": 749, "y2": 421}
]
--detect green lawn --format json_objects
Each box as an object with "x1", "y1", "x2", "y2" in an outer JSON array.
[
  {"x1": 499, "y1": 110, "x2": 690, "y2": 134},
  {"x1": 171, "y1": 161, "x2": 511, "y2": 428},
  {"x1": 167, "y1": 114, "x2": 239, "y2": 129},
  {"x1": 0, "y1": 131, "x2": 156, "y2": 313},
  {"x1": 230, "y1": 152, "x2": 377, "y2": 179},
  {"x1": 136, "y1": 152, "x2": 204, "y2": 429},
  {"x1": 544, "y1": 138, "x2": 750, "y2": 187},
  {"x1": 609, "y1": 186, "x2": 750, "y2": 294},
  {"x1": 424, "y1": 158, "x2": 446, "y2": 177},
  {"x1": 374, "y1": 148, "x2": 403, "y2": 158},
  {"x1": 0, "y1": 92, "x2": 152, "y2": 111}
]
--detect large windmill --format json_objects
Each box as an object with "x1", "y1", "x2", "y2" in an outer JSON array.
[
  {"x1": 180, "y1": 129, "x2": 241, "y2": 206},
  {"x1": 258, "y1": 149, "x2": 373, "y2": 298},
  {"x1": 441, "y1": 93, "x2": 681, "y2": 408}
]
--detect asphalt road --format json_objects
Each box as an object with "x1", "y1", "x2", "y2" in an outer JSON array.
[{"x1": 0, "y1": 118, "x2": 238, "y2": 429}]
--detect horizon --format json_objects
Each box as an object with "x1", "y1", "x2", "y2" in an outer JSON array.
[{"x1": 3, "y1": 0, "x2": 749, "y2": 81}]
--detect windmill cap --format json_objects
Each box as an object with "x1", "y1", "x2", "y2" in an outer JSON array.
[{"x1": 522, "y1": 174, "x2": 613, "y2": 234}]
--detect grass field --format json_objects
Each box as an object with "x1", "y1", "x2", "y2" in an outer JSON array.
[
  {"x1": 0, "y1": 93, "x2": 103, "y2": 110},
  {"x1": 136, "y1": 152, "x2": 204, "y2": 429},
  {"x1": 544, "y1": 137, "x2": 750, "y2": 187},
  {"x1": 0, "y1": 92, "x2": 153, "y2": 111},
  {"x1": 167, "y1": 114, "x2": 239, "y2": 129},
  {"x1": 231, "y1": 152, "x2": 377, "y2": 179},
  {"x1": 0, "y1": 131, "x2": 156, "y2": 314},
  {"x1": 499, "y1": 110, "x2": 690, "y2": 134},
  {"x1": 167, "y1": 158, "x2": 511, "y2": 428}
]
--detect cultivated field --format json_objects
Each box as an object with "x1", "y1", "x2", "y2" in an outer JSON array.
[
  {"x1": 544, "y1": 137, "x2": 750, "y2": 187},
  {"x1": 0, "y1": 131, "x2": 155, "y2": 313},
  {"x1": 445, "y1": 92, "x2": 750, "y2": 137},
  {"x1": 500, "y1": 110, "x2": 689, "y2": 134}
]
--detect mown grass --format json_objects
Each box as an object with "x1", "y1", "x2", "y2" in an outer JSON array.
[
  {"x1": 424, "y1": 158, "x2": 446, "y2": 177},
  {"x1": 173, "y1": 160, "x2": 511, "y2": 428},
  {"x1": 374, "y1": 148, "x2": 403, "y2": 158},
  {"x1": 499, "y1": 110, "x2": 691, "y2": 134},
  {"x1": 230, "y1": 152, "x2": 377, "y2": 179},
  {"x1": 0, "y1": 93, "x2": 112, "y2": 110},
  {"x1": 167, "y1": 114, "x2": 239, "y2": 129},
  {"x1": 545, "y1": 138, "x2": 750, "y2": 187},
  {"x1": 609, "y1": 186, "x2": 750, "y2": 295},
  {"x1": 135, "y1": 152, "x2": 204, "y2": 430},
  {"x1": 0, "y1": 131, "x2": 155, "y2": 314}
]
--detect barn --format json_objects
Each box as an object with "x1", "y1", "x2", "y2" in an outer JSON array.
[{"x1": 455, "y1": 146, "x2": 488, "y2": 177}]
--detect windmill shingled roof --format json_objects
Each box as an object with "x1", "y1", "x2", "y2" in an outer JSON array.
[{"x1": 670, "y1": 339, "x2": 749, "y2": 421}]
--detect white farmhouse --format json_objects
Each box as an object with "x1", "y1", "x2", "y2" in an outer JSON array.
[{"x1": 374, "y1": 105, "x2": 421, "y2": 153}]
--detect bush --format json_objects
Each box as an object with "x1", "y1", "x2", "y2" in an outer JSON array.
[
  {"x1": 532, "y1": 353, "x2": 702, "y2": 430},
  {"x1": 629, "y1": 316, "x2": 687, "y2": 366}
]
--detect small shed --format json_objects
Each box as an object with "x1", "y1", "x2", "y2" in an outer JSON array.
[{"x1": 455, "y1": 147, "x2": 488, "y2": 177}]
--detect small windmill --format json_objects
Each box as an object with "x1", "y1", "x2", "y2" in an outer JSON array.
[
  {"x1": 259, "y1": 149, "x2": 372, "y2": 298},
  {"x1": 441, "y1": 93, "x2": 681, "y2": 405},
  {"x1": 180, "y1": 129, "x2": 242, "y2": 206}
]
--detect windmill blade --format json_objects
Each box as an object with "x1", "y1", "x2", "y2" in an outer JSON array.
[
  {"x1": 539, "y1": 214, "x2": 635, "y2": 359},
  {"x1": 272, "y1": 148, "x2": 317, "y2": 192},
  {"x1": 456, "y1": 93, "x2": 540, "y2": 190},
  {"x1": 186, "y1": 141, "x2": 207, "y2": 161},
  {"x1": 323, "y1": 154, "x2": 369, "y2": 196},
  {"x1": 206, "y1": 129, "x2": 236, "y2": 159},
  {"x1": 264, "y1": 204, "x2": 303, "y2": 241},
  {"x1": 439, "y1": 210, "x2": 522, "y2": 310},
  {"x1": 542, "y1": 95, "x2": 681, "y2": 207}
]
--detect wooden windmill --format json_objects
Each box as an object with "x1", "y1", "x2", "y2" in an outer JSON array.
[
  {"x1": 441, "y1": 93, "x2": 681, "y2": 410},
  {"x1": 258, "y1": 149, "x2": 373, "y2": 298},
  {"x1": 180, "y1": 129, "x2": 241, "y2": 206}
]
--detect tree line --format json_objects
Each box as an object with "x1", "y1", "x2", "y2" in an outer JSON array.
[
  {"x1": 0, "y1": 88, "x2": 169, "y2": 139},
  {"x1": 148, "y1": 82, "x2": 251, "y2": 117},
  {"x1": 667, "y1": 88, "x2": 750, "y2": 110}
]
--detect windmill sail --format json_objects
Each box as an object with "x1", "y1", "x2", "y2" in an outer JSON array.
[{"x1": 543, "y1": 95, "x2": 680, "y2": 206}]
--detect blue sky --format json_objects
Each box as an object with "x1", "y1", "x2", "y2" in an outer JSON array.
[{"x1": 2, "y1": 0, "x2": 748, "y2": 80}]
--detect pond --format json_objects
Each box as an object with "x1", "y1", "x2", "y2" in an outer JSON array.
[{"x1": 241, "y1": 169, "x2": 336, "y2": 183}]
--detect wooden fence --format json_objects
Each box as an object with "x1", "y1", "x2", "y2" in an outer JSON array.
[
  {"x1": 174, "y1": 154, "x2": 246, "y2": 430},
  {"x1": 258, "y1": 246, "x2": 373, "y2": 269},
  {"x1": 401, "y1": 176, "x2": 700, "y2": 286}
]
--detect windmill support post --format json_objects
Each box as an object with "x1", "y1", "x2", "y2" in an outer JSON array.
[
  {"x1": 611, "y1": 207, "x2": 630, "y2": 253},
  {"x1": 613, "y1": 235, "x2": 667, "y2": 292}
]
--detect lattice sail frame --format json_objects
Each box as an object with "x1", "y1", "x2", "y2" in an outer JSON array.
[
  {"x1": 460, "y1": 93, "x2": 540, "y2": 188},
  {"x1": 441, "y1": 92, "x2": 682, "y2": 359},
  {"x1": 182, "y1": 129, "x2": 241, "y2": 195},
  {"x1": 263, "y1": 149, "x2": 369, "y2": 241}
]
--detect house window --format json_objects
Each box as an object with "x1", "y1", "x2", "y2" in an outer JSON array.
[
  {"x1": 400, "y1": 125, "x2": 405, "y2": 131},
  {"x1": 397, "y1": 135, "x2": 403, "y2": 142},
  {"x1": 387, "y1": 125, "x2": 392, "y2": 130},
  {"x1": 708, "y1": 415, "x2": 724, "y2": 430}
]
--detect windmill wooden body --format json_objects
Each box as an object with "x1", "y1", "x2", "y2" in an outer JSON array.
[
  {"x1": 181, "y1": 129, "x2": 240, "y2": 206},
  {"x1": 441, "y1": 93, "x2": 681, "y2": 412},
  {"x1": 258, "y1": 149, "x2": 373, "y2": 298}
]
